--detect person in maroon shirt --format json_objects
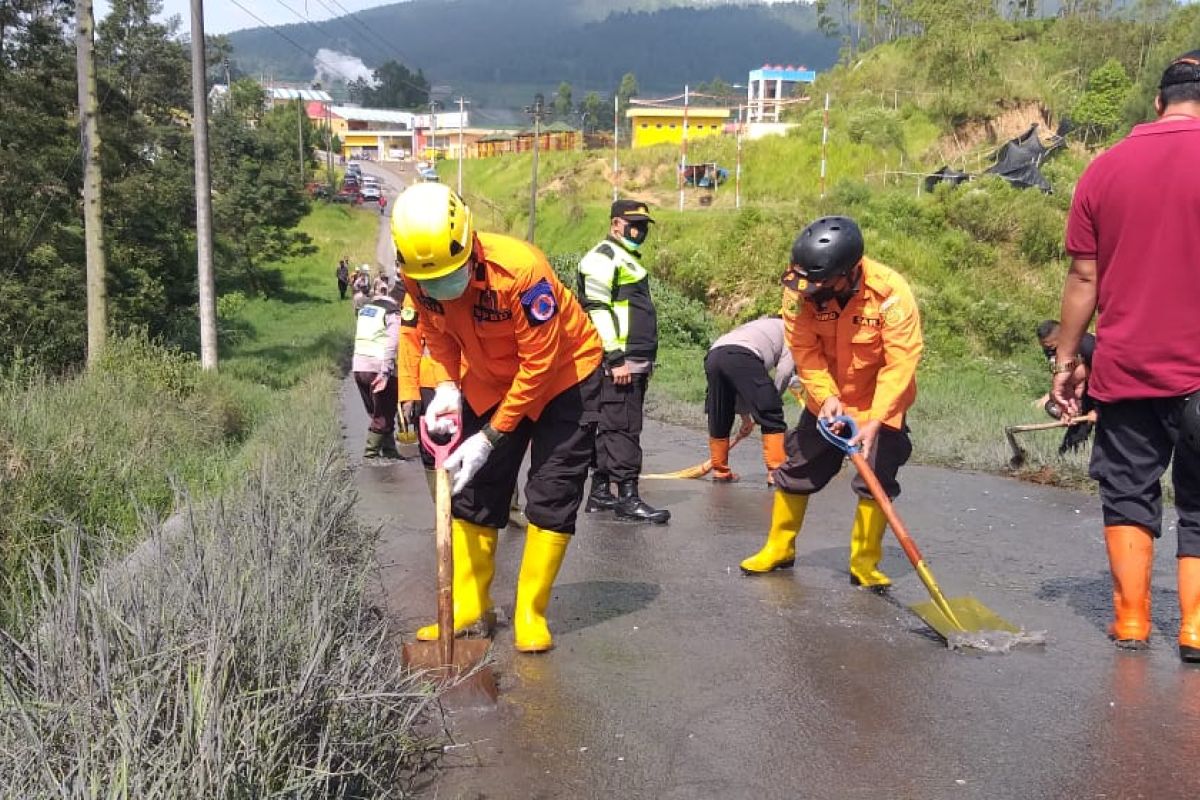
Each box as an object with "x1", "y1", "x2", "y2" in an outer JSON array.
[{"x1": 1053, "y1": 51, "x2": 1200, "y2": 663}]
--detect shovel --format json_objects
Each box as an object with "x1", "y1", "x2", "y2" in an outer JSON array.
[
  {"x1": 817, "y1": 416, "x2": 1018, "y2": 642},
  {"x1": 401, "y1": 417, "x2": 497, "y2": 700}
]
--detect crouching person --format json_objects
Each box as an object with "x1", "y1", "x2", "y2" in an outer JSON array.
[
  {"x1": 740, "y1": 217, "x2": 923, "y2": 589},
  {"x1": 391, "y1": 183, "x2": 603, "y2": 652}
]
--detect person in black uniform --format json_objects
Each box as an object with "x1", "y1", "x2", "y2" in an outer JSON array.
[{"x1": 577, "y1": 200, "x2": 669, "y2": 524}]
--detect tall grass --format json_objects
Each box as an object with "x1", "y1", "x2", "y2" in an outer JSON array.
[{"x1": 0, "y1": 373, "x2": 439, "y2": 796}]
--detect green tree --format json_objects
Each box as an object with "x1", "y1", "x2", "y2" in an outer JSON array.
[
  {"x1": 615, "y1": 72, "x2": 638, "y2": 136},
  {"x1": 553, "y1": 81, "x2": 573, "y2": 121},
  {"x1": 1072, "y1": 58, "x2": 1133, "y2": 144},
  {"x1": 580, "y1": 91, "x2": 606, "y2": 134},
  {"x1": 348, "y1": 59, "x2": 429, "y2": 109}
]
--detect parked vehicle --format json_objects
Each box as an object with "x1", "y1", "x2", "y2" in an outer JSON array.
[
  {"x1": 332, "y1": 187, "x2": 361, "y2": 204},
  {"x1": 360, "y1": 185, "x2": 382, "y2": 201}
]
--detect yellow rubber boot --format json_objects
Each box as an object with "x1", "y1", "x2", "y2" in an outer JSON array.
[
  {"x1": 848, "y1": 498, "x2": 891, "y2": 589},
  {"x1": 513, "y1": 525, "x2": 571, "y2": 653},
  {"x1": 709, "y1": 437, "x2": 738, "y2": 482},
  {"x1": 762, "y1": 432, "x2": 787, "y2": 486},
  {"x1": 1178, "y1": 557, "x2": 1200, "y2": 663},
  {"x1": 415, "y1": 519, "x2": 499, "y2": 641},
  {"x1": 740, "y1": 491, "x2": 809, "y2": 574},
  {"x1": 1105, "y1": 524, "x2": 1153, "y2": 649}
]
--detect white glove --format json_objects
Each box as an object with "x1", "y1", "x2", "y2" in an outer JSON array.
[
  {"x1": 443, "y1": 432, "x2": 494, "y2": 494},
  {"x1": 423, "y1": 382, "x2": 461, "y2": 437}
]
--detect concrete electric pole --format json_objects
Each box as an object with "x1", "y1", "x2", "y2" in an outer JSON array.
[
  {"x1": 75, "y1": 0, "x2": 108, "y2": 367},
  {"x1": 525, "y1": 93, "x2": 548, "y2": 243},
  {"x1": 190, "y1": 0, "x2": 218, "y2": 370}
]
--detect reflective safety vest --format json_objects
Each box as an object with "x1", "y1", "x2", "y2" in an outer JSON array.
[
  {"x1": 576, "y1": 238, "x2": 658, "y2": 365},
  {"x1": 354, "y1": 301, "x2": 395, "y2": 360}
]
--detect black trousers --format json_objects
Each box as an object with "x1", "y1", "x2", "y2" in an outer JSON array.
[
  {"x1": 338, "y1": 279, "x2": 348, "y2": 299},
  {"x1": 1090, "y1": 396, "x2": 1200, "y2": 556},
  {"x1": 453, "y1": 369, "x2": 601, "y2": 534},
  {"x1": 354, "y1": 371, "x2": 397, "y2": 435},
  {"x1": 594, "y1": 371, "x2": 648, "y2": 482},
  {"x1": 775, "y1": 411, "x2": 912, "y2": 500},
  {"x1": 704, "y1": 345, "x2": 787, "y2": 438}
]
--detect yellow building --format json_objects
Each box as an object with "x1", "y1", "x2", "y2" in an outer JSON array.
[{"x1": 626, "y1": 107, "x2": 731, "y2": 149}]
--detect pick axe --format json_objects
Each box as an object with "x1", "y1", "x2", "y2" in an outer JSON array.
[{"x1": 1004, "y1": 415, "x2": 1091, "y2": 468}]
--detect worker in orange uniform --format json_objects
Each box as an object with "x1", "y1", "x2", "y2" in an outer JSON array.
[
  {"x1": 397, "y1": 291, "x2": 436, "y2": 479},
  {"x1": 391, "y1": 183, "x2": 603, "y2": 653},
  {"x1": 740, "y1": 216, "x2": 923, "y2": 589}
]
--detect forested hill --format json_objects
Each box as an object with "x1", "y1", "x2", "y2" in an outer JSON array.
[{"x1": 224, "y1": 0, "x2": 839, "y2": 97}]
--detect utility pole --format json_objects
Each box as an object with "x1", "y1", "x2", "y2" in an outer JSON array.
[
  {"x1": 678, "y1": 84, "x2": 689, "y2": 212},
  {"x1": 524, "y1": 93, "x2": 547, "y2": 243},
  {"x1": 735, "y1": 103, "x2": 744, "y2": 210},
  {"x1": 325, "y1": 100, "x2": 334, "y2": 193},
  {"x1": 190, "y1": 0, "x2": 218, "y2": 370},
  {"x1": 428, "y1": 99, "x2": 440, "y2": 153},
  {"x1": 457, "y1": 96, "x2": 470, "y2": 196},
  {"x1": 76, "y1": 0, "x2": 107, "y2": 367},
  {"x1": 297, "y1": 98, "x2": 305, "y2": 186},
  {"x1": 819, "y1": 92, "x2": 830, "y2": 200},
  {"x1": 612, "y1": 94, "x2": 619, "y2": 203}
]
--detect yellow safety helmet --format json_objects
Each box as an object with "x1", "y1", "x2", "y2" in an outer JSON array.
[{"x1": 390, "y1": 182, "x2": 474, "y2": 280}]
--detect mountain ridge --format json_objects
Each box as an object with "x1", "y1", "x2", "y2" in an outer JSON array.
[{"x1": 225, "y1": 0, "x2": 838, "y2": 104}]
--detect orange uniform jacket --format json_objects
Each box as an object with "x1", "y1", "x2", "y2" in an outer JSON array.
[
  {"x1": 402, "y1": 232, "x2": 603, "y2": 433},
  {"x1": 782, "y1": 256, "x2": 922, "y2": 430},
  {"x1": 396, "y1": 293, "x2": 437, "y2": 402}
]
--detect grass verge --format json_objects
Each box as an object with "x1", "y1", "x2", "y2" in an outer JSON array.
[{"x1": 0, "y1": 373, "x2": 438, "y2": 796}]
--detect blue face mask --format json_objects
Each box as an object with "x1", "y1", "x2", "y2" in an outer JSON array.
[{"x1": 419, "y1": 265, "x2": 470, "y2": 300}]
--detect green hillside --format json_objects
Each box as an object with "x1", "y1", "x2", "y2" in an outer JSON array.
[{"x1": 445, "y1": 4, "x2": 1200, "y2": 478}]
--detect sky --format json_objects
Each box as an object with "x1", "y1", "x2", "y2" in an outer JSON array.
[{"x1": 95, "y1": 0, "x2": 398, "y2": 36}]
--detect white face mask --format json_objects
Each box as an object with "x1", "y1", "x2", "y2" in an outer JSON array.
[{"x1": 419, "y1": 265, "x2": 470, "y2": 300}]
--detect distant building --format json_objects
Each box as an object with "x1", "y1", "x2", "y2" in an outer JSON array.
[
  {"x1": 625, "y1": 106, "x2": 731, "y2": 149},
  {"x1": 746, "y1": 65, "x2": 816, "y2": 123},
  {"x1": 303, "y1": 104, "x2": 472, "y2": 161}
]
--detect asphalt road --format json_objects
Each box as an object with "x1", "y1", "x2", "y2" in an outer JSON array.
[{"x1": 343, "y1": 377, "x2": 1200, "y2": 800}]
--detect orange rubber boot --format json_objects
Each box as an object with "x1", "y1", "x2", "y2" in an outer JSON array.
[
  {"x1": 1105, "y1": 525, "x2": 1153, "y2": 650},
  {"x1": 762, "y1": 432, "x2": 787, "y2": 486},
  {"x1": 709, "y1": 437, "x2": 739, "y2": 482},
  {"x1": 1178, "y1": 557, "x2": 1200, "y2": 663}
]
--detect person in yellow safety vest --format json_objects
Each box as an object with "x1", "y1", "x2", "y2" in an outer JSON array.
[
  {"x1": 577, "y1": 199, "x2": 669, "y2": 524},
  {"x1": 740, "y1": 216, "x2": 923, "y2": 589},
  {"x1": 353, "y1": 277, "x2": 403, "y2": 459},
  {"x1": 392, "y1": 182, "x2": 603, "y2": 653}
]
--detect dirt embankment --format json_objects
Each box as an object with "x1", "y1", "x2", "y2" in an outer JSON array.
[{"x1": 928, "y1": 102, "x2": 1058, "y2": 168}]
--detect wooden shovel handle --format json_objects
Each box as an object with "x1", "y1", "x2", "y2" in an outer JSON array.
[
  {"x1": 848, "y1": 452, "x2": 925, "y2": 568},
  {"x1": 436, "y1": 465, "x2": 454, "y2": 666}
]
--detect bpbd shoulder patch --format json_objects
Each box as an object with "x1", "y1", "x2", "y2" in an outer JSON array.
[
  {"x1": 400, "y1": 306, "x2": 418, "y2": 327},
  {"x1": 521, "y1": 278, "x2": 558, "y2": 326}
]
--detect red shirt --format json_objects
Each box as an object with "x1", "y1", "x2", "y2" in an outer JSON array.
[{"x1": 1065, "y1": 117, "x2": 1200, "y2": 401}]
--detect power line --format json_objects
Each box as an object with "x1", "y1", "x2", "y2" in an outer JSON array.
[{"x1": 226, "y1": 0, "x2": 362, "y2": 83}]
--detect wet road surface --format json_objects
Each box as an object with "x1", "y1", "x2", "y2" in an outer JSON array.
[{"x1": 342, "y1": 380, "x2": 1200, "y2": 800}]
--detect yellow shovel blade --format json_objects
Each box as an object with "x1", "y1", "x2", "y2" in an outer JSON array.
[{"x1": 909, "y1": 595, "x2": 1020, "y2": 641}]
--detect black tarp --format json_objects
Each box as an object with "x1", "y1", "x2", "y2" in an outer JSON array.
[
  {"x1": 924, "y1": 166, "x2": 972, "y2": 192},
  {"x1": 984, "y1": 123, "x2": 1064, "y2": 193}
]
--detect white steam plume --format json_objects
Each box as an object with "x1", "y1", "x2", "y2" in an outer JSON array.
[{"x1": 314, "y1": 49, "x2": 377, "y2": 85}]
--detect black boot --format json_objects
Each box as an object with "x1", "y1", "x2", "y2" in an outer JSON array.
[
  {"x1": 615, "y1": 480, "x2": 670, "y2": 524},
  {"x1": 585, "y1": 473, "x2": 618, "y2": 513}
]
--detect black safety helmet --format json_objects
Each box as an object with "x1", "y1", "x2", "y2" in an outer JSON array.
[
  {"x1": 790, "y1": 216, "x2": 865, "y2": 282},
  {"x1": 1183, "y1": 392, "x2": 1200, "y2": 453}
]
